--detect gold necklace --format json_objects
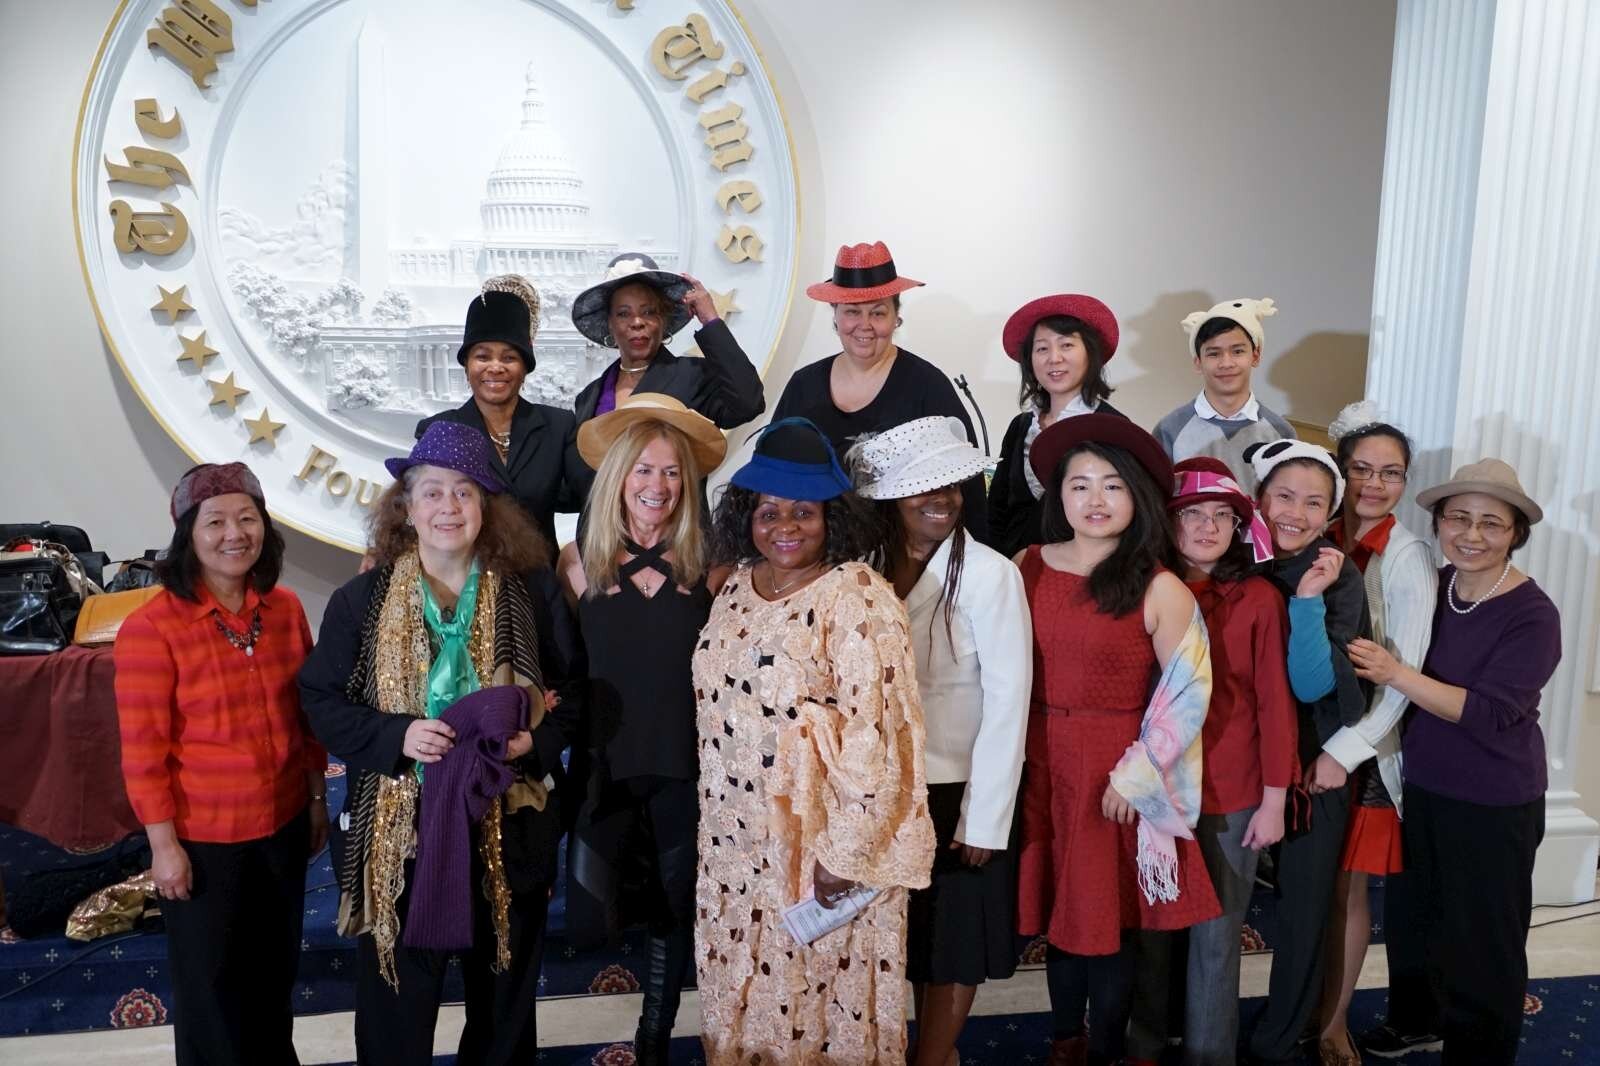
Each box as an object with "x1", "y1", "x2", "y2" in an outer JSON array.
[{"x1": 764, "y1": 562, "x2": 822, "y2": 596}]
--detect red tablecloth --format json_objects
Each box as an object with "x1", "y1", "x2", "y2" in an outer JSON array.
[{"x1": 0, "y1": 646, "x2": 141, "y2": 851}]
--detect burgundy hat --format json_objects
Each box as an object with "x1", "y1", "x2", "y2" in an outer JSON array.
[
  {"x1": 1167, "y1": 456, "x2": 1249, "y2": 511},
  {"x1": 1029, "y1": 413, "x2": 1172, "y2": 491},
  {"x1": 385, "y1": 421, "x2": 505, "y2": 494},
  {"x1": 1003, "y1": 294, "x2": 1120, "y2": 362},
  {"x1": 170, "y1": 462, "x2": 265, "y2": 522},
  {"x1": 805, "y1": 241, "x2": 925, "y2": 304}
]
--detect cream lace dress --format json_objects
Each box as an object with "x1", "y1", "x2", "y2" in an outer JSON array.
[{"x1": 692, "y1": 561, "x2": 935, "y2": 1065}]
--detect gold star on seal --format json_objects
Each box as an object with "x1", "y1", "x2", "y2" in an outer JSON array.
[
  {"x1": 151, "y1": 285, "x2": 193, "y2": 323},
  {"x1": 206, "y1": 372, "x2": 250, "y2": 411},
  {"x1": 711, "y1": 288, "x2": 741, "y2": 318},
  {"x1": 244, "y1": 408, "x2": 286, "y2": 447},
  {"x1": 175, "y1": 330, "x2": 219, "y2": 369}
]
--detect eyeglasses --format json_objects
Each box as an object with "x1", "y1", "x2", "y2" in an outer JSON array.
[
  {"x1": 1346, "y1": 462, "x2": 1407, "y2": 485},
  {"x1": 1439, "y1": 512, "x2": 1512, "y2": 537},
  {"x1": 1176, "y1": 507, "x2": 1241, "y2": 532}
]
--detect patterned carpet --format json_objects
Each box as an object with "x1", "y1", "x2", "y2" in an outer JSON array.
[{"x1": 0, "y1": 763, "x2": 1583, "y2": 1065}]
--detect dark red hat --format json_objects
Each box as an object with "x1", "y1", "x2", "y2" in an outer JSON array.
[
  {"x1": 1003, "y1": 294, "x2": 1119, "y2": 362},
  {"x1": 805, "y1": 241, "x2": 925, "y2": 304},
  {"x1": 1029, "y1": 413, "x2": 1171, "y2": 491},
  {"x1": 1168, "y1": 456, "x2": 1253, "y2": 513}
]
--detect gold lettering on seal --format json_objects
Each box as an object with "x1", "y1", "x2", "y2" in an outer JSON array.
[
  {"x1": 715, "y1": 180, "x2": 762, "y2": 215},
  {"x1": 108, "y1": 200, "x2": 190, "y2": 255},
  {"x1": 650, "y1": 15, "x2": 725, "y2": 80},
  {"x1": 697, "y1": 103, "x2": 754, "y2": 171},
  {"x1": 687, "y1": 62, "x2": 746, "y2": 104},
  {"x1": 147, "y1": 0, "x2": 238, "y2": 89},
  {"x1": 134, "y1": 99, "x2": 182, "y2": 139},
  {"x1": 297, "y1": 445, "x2": 385, "y2": 510},
  {"x1": 716, "y1": 225, "x2": 764, "y2": 264},
  {"x1": 104, "y1": 147, "x2": 191, "y2": 190}
]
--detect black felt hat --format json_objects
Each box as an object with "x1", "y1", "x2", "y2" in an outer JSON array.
[{"x1": 457, "y1": 276, "x2": 541, "y2": 370}]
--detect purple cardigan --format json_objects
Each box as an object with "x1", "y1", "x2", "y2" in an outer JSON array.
[
  {"x1": 1402, "y1": 570, "x2": 1561, "y2": 807},
  {"x1": 403, "y1": 685, "x2": 529, "y2": 951}
]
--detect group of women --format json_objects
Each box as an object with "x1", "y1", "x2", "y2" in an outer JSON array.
[{"x1": 113, "y1": 242, "x2": 1562, "y2": 1066}]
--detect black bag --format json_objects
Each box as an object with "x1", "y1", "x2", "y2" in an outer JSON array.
[
  {"x1": 106, "y1": 558, "x2": 160, "y2": 592},
  {"x1": 0, "y1": 554, "x2": 81, "y2": 654},
  {"x1": 0, "y1": 524, "x2": 109, "y2": 588}
]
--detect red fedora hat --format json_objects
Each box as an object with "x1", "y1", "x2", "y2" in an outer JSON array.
[
  {"x1": 805, "y1": 241, "x2": 925, "y2": 303},
  {"x1": 1002, "y1": 294, "x2": 1120, "y2": 362},
  {"x1": 1029, "y1": 412, "x2": 1171, "y2": 490}
]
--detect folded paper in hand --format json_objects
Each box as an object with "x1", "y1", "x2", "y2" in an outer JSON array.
[{"x1": 781, "y1": 887, "x2": 880, "y2": 945}]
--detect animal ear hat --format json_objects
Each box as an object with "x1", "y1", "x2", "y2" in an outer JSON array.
[
  {"x1": 1242, "y1": 438, "x2": 1345, "y2": 513},
  {"x1": 1180, "y1": 297, "x2": 1276, "y2": 358}
]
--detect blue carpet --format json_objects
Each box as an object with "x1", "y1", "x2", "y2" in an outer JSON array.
[
  {"x1": 0, "y1": 761, "x2": 1384, "y2": 1038},
  {"x1": 313, "y1": 978, "x2": 1599, "y2": 1065}
]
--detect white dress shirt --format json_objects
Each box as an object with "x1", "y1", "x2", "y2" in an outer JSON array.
[
  {"x1": 905, "y1": 530, "x2": 1033, "y2": 849},
  {"x1": 1193, "y1": 389, "x2": 1262, "y2": 422}
]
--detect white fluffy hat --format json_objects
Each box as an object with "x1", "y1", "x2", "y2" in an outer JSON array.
[
  {"x1": 1243, "y1": 437, "x2": 1345, "y2": 512},
  {"x1": 847, "y1": 416, "x2": 987, "y2": 500},
  {"x1": 1181, "y1": 297, "x2": 1277, "y2": 358}
]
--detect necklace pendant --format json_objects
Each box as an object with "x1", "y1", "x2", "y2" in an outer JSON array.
[{"x1": 246, "y1": 645, "x2": 254, "y2": 657}]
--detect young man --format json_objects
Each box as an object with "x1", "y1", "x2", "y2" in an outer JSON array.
[{"x1": 1153, "y1": 297, "x2": 1296, "y2": 490}]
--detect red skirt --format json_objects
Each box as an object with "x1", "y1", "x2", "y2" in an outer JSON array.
[
  {"x1": 1016, "y1": 708, "x2": 1220, "y2": 955},
  {"x1": 1341, "y1": 802, "x2": 1403, "y2": 874}
]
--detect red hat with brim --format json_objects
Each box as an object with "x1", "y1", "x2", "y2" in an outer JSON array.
[
  {"x1": 805, "y1": 241, "x2": 925, "y2": 304},
  {"x1": 1029, "y1": 412, "x2": 1172, "y2": 491},
  {"x1": 1167, "y1": 456, "x2": 1254, "y2": 514},
  {"x1": 1003, "y1": 294, "x2": 1120, "y2": 362}
]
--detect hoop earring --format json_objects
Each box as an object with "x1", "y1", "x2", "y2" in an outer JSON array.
[
  {"x1": 601, "y1": 330, "x2": 615, "y2": 347},
  {"x1": 895, "y1": 317, "x2": 904, "y2": 328}
]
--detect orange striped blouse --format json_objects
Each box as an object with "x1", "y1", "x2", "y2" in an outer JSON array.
[{"x1": 113, "y1": 583, "x2": 327, "y2": 843}]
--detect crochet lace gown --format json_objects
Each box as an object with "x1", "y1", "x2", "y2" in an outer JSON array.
[{"x1": 692, "y1": 562, "x2": 935, "y2": 1065}]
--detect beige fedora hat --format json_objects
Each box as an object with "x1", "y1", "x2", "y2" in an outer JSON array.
[
  {"x1": 1415, "y1": 457, "x2": 1542, "y2": 525},
  {"x1": 576, "y1": 393, "x2": 727, "y2": 474}
]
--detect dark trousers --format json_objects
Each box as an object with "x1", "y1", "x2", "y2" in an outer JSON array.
[
  {"x1": 164, "y1": 809, "x2": 310, "y2": 1066},
  {"x1": 1404, "y1": 783, "x2": 1543, "y2": 1066},
  {"x1": 354, "y1": 870, "x2": 550, "y2": 1066},
  {"x1": 1046, "y1": 939, "x2": 1135, "y2": 1061},
  {"x1": 1249, "y1": 788, "x2": 1350, "y2": 1064},
  {"x1": 1379, "y1": 864, "x2": 1438, "y2": 1034}
]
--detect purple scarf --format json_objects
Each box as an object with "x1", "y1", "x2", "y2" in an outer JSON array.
[{"x1": 403, "y1": 684, "x2": 529, "y2": 952}]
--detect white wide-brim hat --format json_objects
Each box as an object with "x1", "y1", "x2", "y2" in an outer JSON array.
[{"x1": 847, "y1": 416, "x2": 987, "y2": 500}]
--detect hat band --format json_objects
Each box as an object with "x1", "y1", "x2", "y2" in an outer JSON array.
[{"x1": 832, "y1": 259, "x2": 898, "y2": 290}]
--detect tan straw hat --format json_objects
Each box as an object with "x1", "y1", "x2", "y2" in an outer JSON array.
[
  {"x1": 576, "y1": 393, "x2": 728, "y2": 473},
  {"x1": 1414, "y1": 458, "x2": 1542, "y2": 525}
]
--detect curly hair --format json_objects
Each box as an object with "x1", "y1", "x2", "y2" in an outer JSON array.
[
  {"x1": 368, "y1": 469, "x2": 549, "y2": 573},
  {"x1": 709, "y1": 484, "x2": 885, "y2": 568}
]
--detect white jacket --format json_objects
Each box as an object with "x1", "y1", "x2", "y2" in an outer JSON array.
[
  {"x1": 1321, "y1": 519, "x2": 1437, "y2": 816},
  {"x1": 905, "y1": 531, "x2": 1033, "y2": 849}
]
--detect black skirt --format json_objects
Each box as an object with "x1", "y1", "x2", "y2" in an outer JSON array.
[{"x1": 906, "y1": 781, "x2": 1020, "y2": 985}]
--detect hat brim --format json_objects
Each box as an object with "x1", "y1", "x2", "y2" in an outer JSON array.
[
  {"x1": 857, "y1": 453, "x2": 989, "y2": 500},
  {"x1": 804, "y1": 275, "x2": 924, "y2": 304},
  {"x1": 729, "y1": 454, "x2": 851, "y2": 502},
  {"x1": 572, "y1": 271, "x2": 694, "y2": 345},
  {"x1": 577, "y1": 405, "x2": 728, "y2": 473},
  {"x1": 1002, "y1": 295, "x2": 1119, "y2": 362},
  {"x1": 1029, "y1": 413, "x2": 1171, "y2": 491},
  {"x1": 384, "y1": 455, "x2": 505, "y2": 496},
  {"x1": 1415, "y1": 480, "x2": 1543, "y2": 525}
]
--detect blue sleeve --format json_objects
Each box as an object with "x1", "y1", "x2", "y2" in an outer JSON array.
[{"x1": 1286, "y1": 595, "x2": 1336, "y2": 701}]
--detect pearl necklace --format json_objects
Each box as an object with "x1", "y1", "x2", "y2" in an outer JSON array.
[{"x1": 1447, "y1": 559, "x2": 1512, "y2": 614}]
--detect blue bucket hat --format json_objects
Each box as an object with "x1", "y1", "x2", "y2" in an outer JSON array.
[
  {"x1": 385, "y1": 421, "x2": 506, "y2": 494},
  {"x1": 729, "y1": 418, "x2": 852, "y2": 502}
]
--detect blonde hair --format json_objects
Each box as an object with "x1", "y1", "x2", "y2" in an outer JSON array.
[{"x1": 581, "y1": 420, "x2": 706, "y2": 593}]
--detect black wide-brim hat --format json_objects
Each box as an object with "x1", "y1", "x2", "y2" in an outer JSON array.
[
  {"x1": 458, "y1": 288, "x2": 536, "y2": 370},
  {"x1": 1029, "y1": 412, "x2": 1173, "y2": 491},
  {"x1": 571, "y1": 253, "x2": 693, "y2": 346}
]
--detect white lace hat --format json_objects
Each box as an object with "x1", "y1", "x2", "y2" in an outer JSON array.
[{"x1": 848, "y1": 416, "x2": 987, "y2": 500}]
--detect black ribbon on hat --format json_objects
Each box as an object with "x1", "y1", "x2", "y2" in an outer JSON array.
[{"x1": 831, "y1": 259, "x2": 900, "y2": 290}]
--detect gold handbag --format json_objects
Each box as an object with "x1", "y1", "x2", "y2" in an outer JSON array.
[{"x1": 72, "y1": 586, "x2": 162, "y2": 645}]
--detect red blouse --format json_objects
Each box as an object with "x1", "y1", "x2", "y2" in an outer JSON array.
[{"x1": 114, "y1": 584, "x2": 325, "y2": 843}]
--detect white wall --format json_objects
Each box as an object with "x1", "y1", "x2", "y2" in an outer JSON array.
[{"x1": 3, "y1": 0, "x2": 1436, "y2": 772}]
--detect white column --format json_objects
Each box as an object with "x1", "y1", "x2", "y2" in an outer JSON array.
[{"x1": 1368, "y1": 0, "x2": 1600, "y2": 904}]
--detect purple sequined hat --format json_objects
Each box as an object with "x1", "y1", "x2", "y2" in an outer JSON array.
[{"x1": 385, "y1": 422, "x2": 505, "y2": 494}]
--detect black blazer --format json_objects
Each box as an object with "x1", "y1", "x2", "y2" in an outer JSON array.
[
  {"x1": 415, "y1": 398, "x2": 592, "y2": 550},
  {"x1": 572, "y1": 319, "x2": 765, "y2": 429},
  {"x1": 987, "y1": 401, "x2": 1127, "y2": 558}
]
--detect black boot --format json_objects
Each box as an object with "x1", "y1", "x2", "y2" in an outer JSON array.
[{"x1": 634, "y1": 926, "x2": 693, "y2": 1065}]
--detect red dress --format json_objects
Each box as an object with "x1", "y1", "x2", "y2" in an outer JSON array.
[{"x1": 1015, "y1": 548, "x2": 1220, "y2": 955}]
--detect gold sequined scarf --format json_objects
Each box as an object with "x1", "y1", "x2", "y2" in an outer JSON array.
[{"x1": 365, "y1": 550, "x2": 546, "y2": 988}]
